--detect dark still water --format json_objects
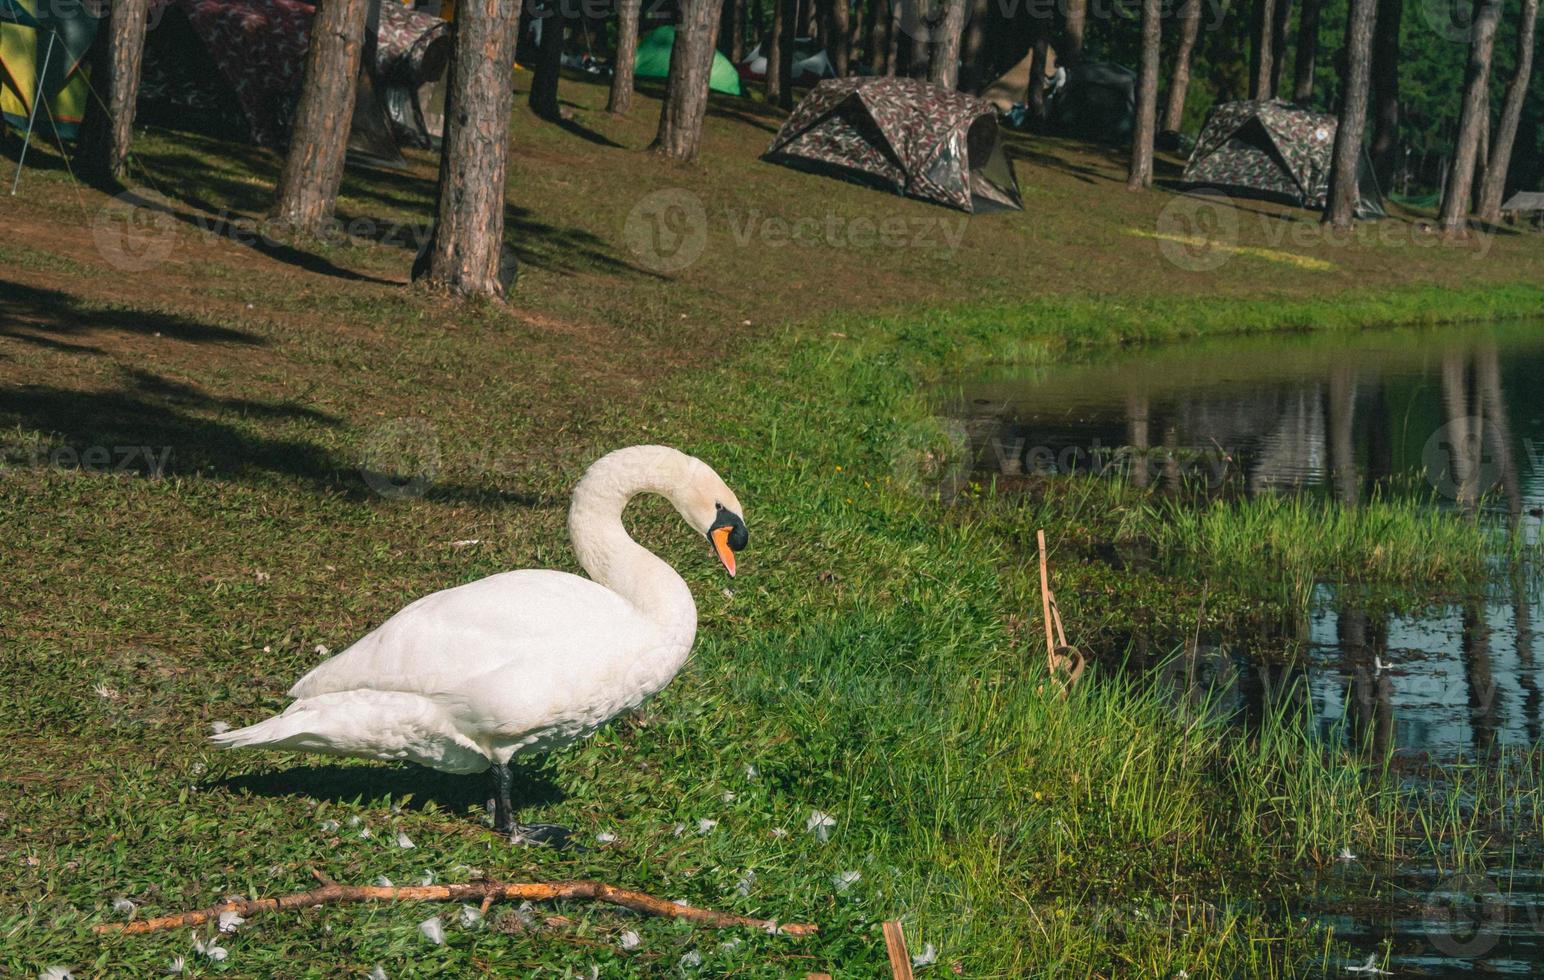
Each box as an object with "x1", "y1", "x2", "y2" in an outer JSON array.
[
  {"x1": 949, "y1": 320, "x2": 1544, "y2": 758},
  {"x1": 948, "y1": 322, "x2": 1544, "y2": 976}
]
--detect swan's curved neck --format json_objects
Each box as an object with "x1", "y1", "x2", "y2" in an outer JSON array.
[{"x1": 567, "y1": 447, "x2": 698, "y2": 651}]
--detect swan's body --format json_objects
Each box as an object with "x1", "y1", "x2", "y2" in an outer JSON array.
[{"x1": 212, "y1": 445, "x2": 747, "y2": 833}]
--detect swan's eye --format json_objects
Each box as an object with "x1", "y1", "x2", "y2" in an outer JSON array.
[{"x1": 715, "y1": 502, "x2": 724, "y2": 511}]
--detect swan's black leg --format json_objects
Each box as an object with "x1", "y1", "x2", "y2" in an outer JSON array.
[
  {"x1": 489, "y1": 762, "x2": 516, "y2": 834},
  {"x1": 487, "y1": 763, "x2": 577, "y2": 849}
]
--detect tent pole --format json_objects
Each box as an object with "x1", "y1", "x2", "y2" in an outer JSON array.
[{"x1": 10, "y1": 28, "x2": 56, "y2": 195}]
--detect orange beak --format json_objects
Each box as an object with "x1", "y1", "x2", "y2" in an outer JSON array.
[{"x1": 711, "y1": 525, "x2": 737, "y2": 578}]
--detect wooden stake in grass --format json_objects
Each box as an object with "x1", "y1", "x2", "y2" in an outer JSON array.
[
  {"x1": 883, "y1": 920, "x2": 915, "y2": 980},
  {"x1": 93, "y1": 874, "x2": 817, "y2": 937},
  {"x1": 1036, "y1": 529, "x2": 1087, "y2": 697}
]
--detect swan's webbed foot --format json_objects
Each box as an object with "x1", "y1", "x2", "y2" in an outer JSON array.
[
  {"x1": 509, "y1": 822, "x2": 577, "y2": 850},
  {"x1": 486, "y1": 762, "x2": 578, "y2": 850}
]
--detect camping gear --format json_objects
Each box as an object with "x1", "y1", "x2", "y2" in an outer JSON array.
[
  {"x1": 1501, "y1": 191, "x2": 1544, "y2": 224},
  {"x1": 981, "y1": 44, "x2": 1058, "y2": 112},
  {"x1": 1182, "y1": 100, "x2": 1385, "y2": 218},
  {"x1": 1, "y1": 0, "x2": 97, "y2": 162},
  {"x1": 137, "y1": 0, "x2": 447, "y2": 154},
  {"x1": 1045, "y1": 61, "x2": 1133, "y2": 143},
  {"x1": 737, "y1": 36, "x2": 834, "y2": 88},
  {"x1": 764, "y1": 76, "x2": 1022, "y2": 213},
  {"x1": 634, "y1": 26, "x2": 742, "y2": 96}
]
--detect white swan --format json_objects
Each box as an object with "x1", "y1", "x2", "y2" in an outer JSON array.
[{"x1": 211, "y1": 445, "x2": 747, "y2": 840}]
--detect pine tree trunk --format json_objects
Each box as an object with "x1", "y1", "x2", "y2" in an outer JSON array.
[
  {"x1": 1438, "y1": 0, "x2": 1504, "y2": 234},
  {"x1": 766, "y1": 0, "x2": 786, "y2": 101},
  {"x1": 909, "y1": 5, "x2": 930, "y2": 78},
  {"x1": 1323, "y1": 0, "x2": 1377, "y2": 228},
  {"x1": 928, "y1": 0, "x2": 967, "y2": 87},
  {"x1": 731, "y1": 0, "x2": 747, "y2": 61},
  {"x1": 958, "y1": 0, "x2": 989, "y2": 91},
  {"x1": 885, "y1": 0, "x2": 901, "y2": 74},
  {"x1": 1162, "y1": 0, "x2": 1201, "y2": 131},
  {"x1": 1476, "y1": 0, "x2": 1538, "y2": 221},
  {"x1": 412, "y1": 0, "x2": 519, "y2": 298},
  {"x1": 1126, "y1": 0, "x2": 1161, "y2": 189},
  {"x1": 1270, "y1": 0, "x2": 1293, "y2": 95},
  {"x1": 869, "y1": 0, "x2": 890, "y2": 74},
  {"x1": 78, "y1": 0, "x2": 151, "y2": 186},
  {"x1": 1250, "y1": 0, "x2": 1277, "y2": 98},
  {"x1": 272, "y1": 0, "x2": 369, "y2": 233},
  {"x1": 848, "y1": 0, "x2": 866, "y2": 71},
  {"x1": 608, "y1": 0, "x2": 642, "y2": 113},
  {"x1": 1027, "y1": 27, "x2": 1050, "y2": 119},
  {"x1": 1369, "y1": 0, "x2": 1402, "y2": 192},
  {"x1": 1292, "y1": 0, "x2": 1323, "y2": 102},
  {"x1": 652, "y1": 0, "x2": 727, "y2": 161},
  {"x1": 1063, "y1": 0, "x2": 1086, "y2": 65},
  {"x1": 530, "y1": 2, "x2": 565, "y2": 119},
  {"x1": 830, "y1": 0, "x2": 849, "y2": 74}
]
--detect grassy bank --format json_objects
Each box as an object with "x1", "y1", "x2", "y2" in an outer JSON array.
[{"x1": 5, "y1": 73, "x2": 1544, "y2": 977}]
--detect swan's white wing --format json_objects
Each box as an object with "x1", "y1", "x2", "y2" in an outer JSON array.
[{"x1": 289, "y1": 570, "x2": 656, "y2": 701}]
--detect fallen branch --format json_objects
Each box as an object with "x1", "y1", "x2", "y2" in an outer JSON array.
[{"x1": 93, "y1": 877, "x2": 817, "y2": 937}]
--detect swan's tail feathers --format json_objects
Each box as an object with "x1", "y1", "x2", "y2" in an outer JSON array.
[{"x1": 207, "y1": 692, "x2": 492, "y2": 775}]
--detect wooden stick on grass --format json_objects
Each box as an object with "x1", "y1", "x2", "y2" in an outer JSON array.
[
  {"x1": 93, "y1": 877, "x2": 817, "y2": 937},
  {"x1": 1037, "y1": 529, "x2": 1056, "y2": 673},
  {"x1": 883, "y1": 920, "x2": 915, "y2": 980}
]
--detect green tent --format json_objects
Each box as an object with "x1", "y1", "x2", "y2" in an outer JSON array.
[{"x1": 634, "y1": 26, "x2": 743, "y2": 97}]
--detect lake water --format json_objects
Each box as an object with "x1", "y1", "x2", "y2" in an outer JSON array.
[{"x1": 947, "y1": 321, "x2": 1544, "y2": 975}]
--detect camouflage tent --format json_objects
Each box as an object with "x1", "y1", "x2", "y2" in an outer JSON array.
[
  {"x1": 1182, "y1": 100, "x2": 1384, "y2": 218},
  {"x1": 764, "y1": 77, "x2": 1022, "y2": 213}
]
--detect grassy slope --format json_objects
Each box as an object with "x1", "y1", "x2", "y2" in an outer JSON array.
[{"x1": 3, "y1": 74, "x2": 1544, "y2": 977}]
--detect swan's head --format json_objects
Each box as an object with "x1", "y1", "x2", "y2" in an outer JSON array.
[{"x1": 678, "y1": 457, "x2": 748, "y2": 578}]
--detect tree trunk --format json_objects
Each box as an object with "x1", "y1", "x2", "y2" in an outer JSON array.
[
  {"x1": 271, "y1": 0, "x2": 370, "y2": 233},
  {"x1": 1438, "y1": 0, "x2": 1504, "y2": 234},
  {"x1": 928, "y1": 0, "x2": 967, "y2": 87},
  {"x1": 1270, "y1": 0, "x2": 1293, "y2": 96},
  {"x1": 1293, "y1": 0, "x2": 1323, "y2": 102},
  {"x1": 529, "y1": 2, "x2": 565, "y2": 119},
  {"x1": 1369, "y1": 0, "x2": 1402, "y2": 192},
  {"x1": 1062, "y1": 0, "x2": 1086, "y2": 65},
  {"x1": 766, "y1": 0, "x2": 787, "y2": 101},
  {"x1": 78, "y1": 0, "x2": 151, "y2": 186},
  {"x1": 830, "y1": 0, "x2": 850, "y2": 74},
  {"x1": 608, "y1": 0, "x2": 642, "y2": 113},
  {"x1": 848, "y1": 0, "x2": 866, "y2": 71},
  {"x1": 959, "y1": 0, "x2": 989, "y2": 91},
  {"x1": 728, "y1": 0, "x2": 746, "y2": 62},
  {"x1": 1162, "y1": 0, "x2": 1201, "y2": 131},
  {"x1": 652, "y1": 0, "x2": 727, "y2": 161},
  {"x1": 909, "y1": 2, "x2": 930, "y2": 79},
  {"x1": 886, "y1": 0, "x2": 901, "y2": 74},
  {"x1": 1323, "y1": 0, "x2": 1377, "y2": 228},
  {"x1": 1127, "y1": 0, "x2": 1161, "y2": 188},
  {"x1": 869, "y1": 0, "x2": 890, "y2": 73},
  {"x1": 412, "y1": 0, "x2": 519, "y2": 298},
  {"x1": 1250, "y1": 0, "x2": 1277, "y2": 98},
  {"x1": 1476, "y1": 0, "x2": 1538, "y2": 221},
  {"x1": 1027, "y1": 27, "x2": 1050, "y2": 119}
]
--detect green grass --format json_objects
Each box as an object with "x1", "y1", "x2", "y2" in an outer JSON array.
[{"x1": 4, "y1": 77, "x2": 1544, "y2": 977}]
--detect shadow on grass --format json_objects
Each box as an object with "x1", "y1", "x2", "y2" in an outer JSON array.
[
  {"x1": 0, "y1": 278, "x2": 265, "y2": 353},
  {"x1": 219, "y1": 760, "x2": 565, "y2": 816}
]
